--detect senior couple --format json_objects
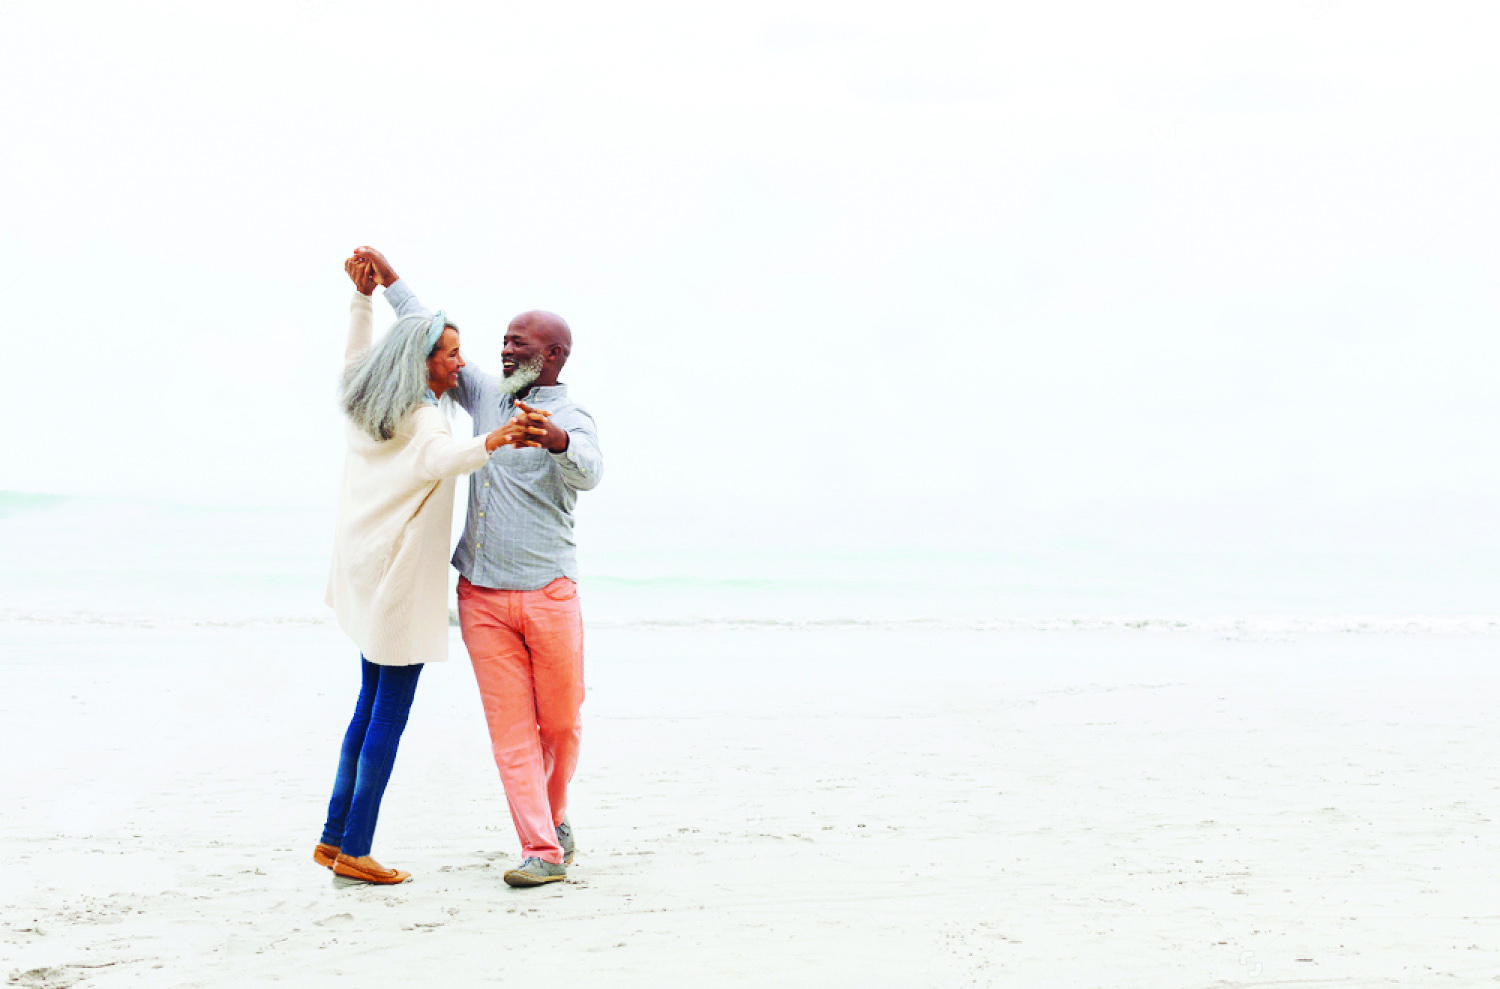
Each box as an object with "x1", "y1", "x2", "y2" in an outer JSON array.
[{"x1": 316, "y1": 247, "x2": 601, "y2": 889}]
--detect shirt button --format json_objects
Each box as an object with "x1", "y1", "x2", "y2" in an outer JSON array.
[
  {"x1": 484, "y1": 482, "x2": 490, "y2": 488},
  {"x1": 479, "y1": 512, "x2": 485, "y2": 518}
]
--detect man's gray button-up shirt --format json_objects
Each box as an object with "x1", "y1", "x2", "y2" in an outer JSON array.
[{"x1": 383, "y1": 279, "x2": 603, "y2": 591}]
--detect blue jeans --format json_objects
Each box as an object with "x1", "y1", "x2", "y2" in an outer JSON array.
[{"x1": 320, "y1": 656, "x2": 423, "y2": 859}]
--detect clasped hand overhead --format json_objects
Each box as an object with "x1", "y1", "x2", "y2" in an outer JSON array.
[{"x1": 342, "y1": 249, "x2": 562, "y2": 453}]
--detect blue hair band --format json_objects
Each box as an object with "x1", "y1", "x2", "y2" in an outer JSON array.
[{"x1": 426, "y1": 311, "x2": 448, "y2": 351}]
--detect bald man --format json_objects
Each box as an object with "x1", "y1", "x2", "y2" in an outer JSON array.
[{"x1": 353, "y1": 248, "x2": 602, "y2": 888}]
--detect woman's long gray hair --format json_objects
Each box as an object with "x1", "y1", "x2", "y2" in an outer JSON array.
[{"x1": 340, "y1": 313, "x2": 452, "y2": 441}]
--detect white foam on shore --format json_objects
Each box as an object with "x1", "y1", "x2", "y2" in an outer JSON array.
[
  {"x1": 6, "y1": 607, "x2": 1500, "y2": 638},
  {"x1": 590, "y1": 614, "x2": 1500, "y2": 638}
]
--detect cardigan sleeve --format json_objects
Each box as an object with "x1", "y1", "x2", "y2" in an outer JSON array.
[
  {"x1": 346, "y1": 292, "x2": 374, "y2": 364},
  {"x1": 409, "y1": 406, "x2": 491, "y2": 482}
]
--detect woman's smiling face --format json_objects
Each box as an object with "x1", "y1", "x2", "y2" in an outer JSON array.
[{"x1": 426, "y1": 327, "x2": 464, "y2": 396}]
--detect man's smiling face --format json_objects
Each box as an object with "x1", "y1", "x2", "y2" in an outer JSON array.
[
  {"x1": 499, "y1": 311, "x2": 572, "y2": 396},
  {"x1": 501, "y1": 315, "x2": 545, "y2": 378}
]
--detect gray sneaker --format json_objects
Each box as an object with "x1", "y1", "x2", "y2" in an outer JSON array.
[
  {"x1": 556, "y1": 816, "x2": 575, "y2": 866},
  {"x1": 504, "y1": 857, "x2": 566, "y2": 887}
]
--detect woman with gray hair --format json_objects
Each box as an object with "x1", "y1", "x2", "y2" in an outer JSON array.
[{"x1": 314, "y1": 257, "x2": 528, "y2": 888}]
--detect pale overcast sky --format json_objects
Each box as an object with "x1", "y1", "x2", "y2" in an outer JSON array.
[{"x1": 2, "y1": 1, "x2": 1496, "y2": 555}]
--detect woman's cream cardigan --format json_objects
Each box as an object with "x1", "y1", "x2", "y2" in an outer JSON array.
[{"x1": 325, "y1": 292, "x2": 490, "y2": 666}]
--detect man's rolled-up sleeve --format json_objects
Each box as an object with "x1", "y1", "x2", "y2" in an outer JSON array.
[{"x1": 550, "y1": 411, "x2": 602, "y2": 490}]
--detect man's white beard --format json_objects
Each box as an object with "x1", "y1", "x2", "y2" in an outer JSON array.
[{"x1": 498, "y1": 355, "x2": 544, "y2": 396}]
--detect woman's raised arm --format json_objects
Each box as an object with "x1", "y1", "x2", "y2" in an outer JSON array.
[{"x1": 344, "y1": 256, "x2": 378, "y2": 363}]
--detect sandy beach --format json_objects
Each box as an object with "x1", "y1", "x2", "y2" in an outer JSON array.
[{"x1": 3, "y1": 619, "x2": 1497, "y2": 987}]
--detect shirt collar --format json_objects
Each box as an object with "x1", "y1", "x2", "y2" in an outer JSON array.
[{"x1": 507, "y1": 383, "x2": 568, "y2": 404}]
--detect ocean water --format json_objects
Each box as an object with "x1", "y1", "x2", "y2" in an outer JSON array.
[{"x1": 1, "y1": 492, "x2": 1497, "y2": 634}]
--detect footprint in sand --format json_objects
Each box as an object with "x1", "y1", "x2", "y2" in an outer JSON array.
[
  {"x1": 11, "y1": 961, "x2": 137, "y2": 989},
  {"x1": 10, "y1": 967, "x2": 68, "y2": 989}
]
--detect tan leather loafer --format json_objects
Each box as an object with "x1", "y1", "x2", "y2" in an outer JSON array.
[
  {"x1": 332, "y1": 854, "x2": 411, "y2": 888},
  {"x1": 313, "y1": 843, "x2": 340, "y2": 869}
]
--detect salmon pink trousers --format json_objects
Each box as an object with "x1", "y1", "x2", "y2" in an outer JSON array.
[{"x1": 457, "y1": 575, "x2": 584, "y2": 866}]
